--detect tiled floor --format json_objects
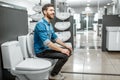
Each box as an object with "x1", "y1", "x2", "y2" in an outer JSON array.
[{"x1": 61, "y1": 30, "x2": 120, "y2": 80}]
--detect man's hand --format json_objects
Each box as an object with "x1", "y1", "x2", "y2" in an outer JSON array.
[
  {"x1": 65, "y1": 46, "x2": 72, "y2": 52},
  {"x1": 61, "y1": 49, "x2": 70, "y2": 56}
]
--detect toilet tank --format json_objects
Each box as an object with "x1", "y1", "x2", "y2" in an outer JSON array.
[{"x1": 1, "y1": 41, "x2": 23, "y2": 69}]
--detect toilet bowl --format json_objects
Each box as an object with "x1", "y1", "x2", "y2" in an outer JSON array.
[
  {"x1": 1, "y1": 41, "x2": 52, "y2": 80},
  {"x1": 18, "y1": 33, "x2": 58, "y2": 65},
  {"x1": 18, "y1": 33, "x2": 58, "y2": 79}
]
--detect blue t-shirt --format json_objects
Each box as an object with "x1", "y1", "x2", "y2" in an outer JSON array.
[{"x1": 34, "y1": 18, "x2": 58, "y2": 54}]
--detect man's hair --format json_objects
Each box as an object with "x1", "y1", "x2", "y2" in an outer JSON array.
[{"x1": 42, "y1": 4, "x2": 54, "y2": 15}]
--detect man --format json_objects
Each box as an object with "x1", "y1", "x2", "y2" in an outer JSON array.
[{"x1": 34, "y1": 3, "x2": 72, "y2": 80}]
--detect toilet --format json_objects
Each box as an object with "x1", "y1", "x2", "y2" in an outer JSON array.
[
  {"x1": 18, "y1": 33, "x2": 57, "y2": 66},
  {"x1": 18, "y1": 33, "x2": 57, "y2": 79},
  {"x1": 1, "y1": 40, "x2": 52, "y2": 80}
]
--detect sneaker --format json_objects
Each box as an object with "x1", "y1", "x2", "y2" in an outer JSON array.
[{"x1": 49, "y1": 73, "x2": 65, "y2": 80}]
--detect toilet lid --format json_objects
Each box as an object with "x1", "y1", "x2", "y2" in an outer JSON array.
[{"x1": 15, "y1": 58, "x2": 52, "y2": 71}]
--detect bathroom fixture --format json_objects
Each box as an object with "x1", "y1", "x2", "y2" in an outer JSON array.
[
  {"x1": 30, "y1": 13, "x2": 43, "y2": 21},
  {"x1": 55, "y1": 31, "x2": 71, "y2": 42},
  {"x1": 56, "y1": 12, "x2": 70, "y2": 20},
  {"x1": 55, "y1": 21, "x2": 71, "y2": 30},
  {"x1": 106, "y1": 27, "x2": 120, "y2": 51},
  {"x1": 55, "y1": 42, "x2": 72, "y2": 48},
  {"x1": 1, "y1": 41, "x2": 52, "y2": 80},
  {"x1": 18, "y1": 33, "x2": 58, "y2": 79}
]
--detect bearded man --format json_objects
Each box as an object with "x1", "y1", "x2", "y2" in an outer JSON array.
[{"x1": 34, "y1": 4, "x2": 72, "y2": 80}]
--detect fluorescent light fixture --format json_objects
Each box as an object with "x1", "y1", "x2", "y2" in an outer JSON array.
[
  {"x1": 107, "y1": 3, "x2": 110, "y2": 6},
  {"x1": 104, "y1": 6, "x2": 107, "y2": 8},
  {"x1": 85, "y1": 6, "x2": 91, "y2": 12},
  {"x1": 87, "y1": 3, "x2": 90, "y2": 6},
  {"x1": 0, "y1": 4, "x2": 14, "y2": 8},
  {"x1": 87, "y1": 0, "x2": 91, "y2": 2}
]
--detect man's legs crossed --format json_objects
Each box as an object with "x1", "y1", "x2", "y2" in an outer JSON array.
[{"x1": 36, "y1": 50, "x2": 70, "y2": 76}]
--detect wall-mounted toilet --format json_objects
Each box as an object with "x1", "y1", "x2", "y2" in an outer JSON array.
[{"x1": 1, "y1": 41, "x2": 52, "y2": 80}]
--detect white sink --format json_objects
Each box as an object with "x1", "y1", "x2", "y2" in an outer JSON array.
[
  {"x1": 56, "y1": 12, "x2": 70, "y2": 20},
  {"x1": 32, "y1": 4, "x2": 42, "y2": 12},
  {"x1": 30, "y1": 13, "x2": 43, "y2": 21},
  {"x1": 54, "y1": 42, "x2": 72, "y2": 48},
  {"x1": 55, "y1": 22, "x2": 70, "y2": 30},
  {"x1": 55, "y1": 31, "x2": 71, "y2": 42}
]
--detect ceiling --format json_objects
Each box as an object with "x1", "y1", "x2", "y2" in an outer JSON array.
[
  {"x1": 66, "y1": 0, "x2": 114, "y2": 8},
  {"x1": 0, "y1": 0, "x2": 117, "y2": 14}
]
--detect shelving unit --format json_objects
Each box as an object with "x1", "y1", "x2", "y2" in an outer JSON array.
[{"x1": 52, "y1": 15, "x2": 74, "y2": 48}]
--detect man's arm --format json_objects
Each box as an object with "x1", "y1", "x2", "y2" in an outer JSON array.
[
  {"x1": 55, "y1": 38, "x2": 72, "y2": 52},
  {"x1": 47, "y1": 41, "x2": 70, "y2": 56}
]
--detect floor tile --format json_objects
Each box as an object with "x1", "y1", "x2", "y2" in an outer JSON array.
[
  {"x1": 83, "y1": 74, "x2": 120, "y2": 80},
  {"x1": 113, "y1": 64, "x2": 120, "y2": 74},
  {"x1": 83, "y1": 64, "x2": 116, "y2": 74},
  {"x1": 61, "y1": 30, "x2": 120, "y2": 80},
  {"x1": 63, "y1": 73, "x2": 82, "y2": 80}
]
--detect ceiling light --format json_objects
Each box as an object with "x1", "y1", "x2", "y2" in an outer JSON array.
[
  {"x1": 107, "y1": 3, "x2": 110, "y2": 6},
  {"x1": 85, "y1": 6, "x2": 92, "y2": 13},
  {"x1": 87, "y1": 0, "x2": 91, "y2": 2},
  {"x1": 0, "y1": 4, "x2": 14, "y2": 8},
  {"x1": 104, "y1": 6, "x2": 107, "y2": 8},
  {"x1": 87, "y1": 4, "x2": 90, "y2": 6}
]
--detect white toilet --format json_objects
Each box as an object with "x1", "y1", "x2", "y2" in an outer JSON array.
[
  {"x1": 18, "y1": 33, "x2": 57, "y2": 79},
  {"x1": 1, "y1": 41, "x2": 52, "y2": 80},
  {"x1": 18, "y1": 33, "x2": 57, "y2": 66}
]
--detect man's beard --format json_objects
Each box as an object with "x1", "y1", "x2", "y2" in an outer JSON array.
[{"x1": 47, "y1": 13, "x2": 54, "y2": 19}]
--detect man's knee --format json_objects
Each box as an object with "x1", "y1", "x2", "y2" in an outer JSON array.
[{"x1": 61, "y1": 54, "x2": 69, "y2": 62}]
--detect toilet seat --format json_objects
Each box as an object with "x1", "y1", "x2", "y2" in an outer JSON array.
[{"x1": 15, "y1": 58, "x2": 52, "y2": 71}]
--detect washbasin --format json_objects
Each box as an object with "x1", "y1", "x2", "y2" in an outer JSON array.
[
  {"x1": 54, "y1": 42, "x2": 72, "y2": 48},
  {"x1": 56, "y1": 12, "x2": 70, "y2": 20},
  {"x1": 55, "y1": 22, "x2": 71, "y2": 30},
  {"x1": 30, "y1": 13, "x2": 43, "y2": 21},
  {"x1": 55, "y1": 31, "x2": 71, "y2": 42}
]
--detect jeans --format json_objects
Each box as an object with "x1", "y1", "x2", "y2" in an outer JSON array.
[{"x1": 36, "y1": 49, "x2": 71, "y2": 76}]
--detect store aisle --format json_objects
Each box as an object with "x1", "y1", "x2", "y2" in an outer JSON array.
[{"x1": 61, "y1": 30, "x2": 120, "y2": 80}]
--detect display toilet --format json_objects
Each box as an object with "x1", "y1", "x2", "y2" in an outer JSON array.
[
  {"x1": 18, "y1": 33, "x2": 57, "y2": 66},
  {"x1": 18, "y1": 33, "x2": 57, "y2": 79},
  {"x1": 1, "y1": 40, "x2": 52, "y2": 80}
]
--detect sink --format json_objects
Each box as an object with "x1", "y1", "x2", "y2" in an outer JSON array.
[
  {"x1": 32, "y1": 4, "x2": 42, "y2": 12},
  {"x1": 56, "y1": 12, "x2": 70, "y2": 20},
  {"x1": 54, "y1": 42, "x2": 72, "y2": 48},
  {"x1": 55, "y1": 31, "x2": 71, "y2": 42},
  {"x1": 30, "y1": 13, "x2": 43, "y2": 21},
  {"x1": 55, "y1": 22, "x2": 70, "y2": 30}
]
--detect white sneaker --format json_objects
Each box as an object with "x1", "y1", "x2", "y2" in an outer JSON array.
[{"x1": 49, "y1": 73, "x2": 65, "y2": 80}]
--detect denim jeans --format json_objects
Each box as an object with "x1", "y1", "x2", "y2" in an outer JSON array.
[{"x1": 36, "y1": 49, "x2": 71, "y2": 76}]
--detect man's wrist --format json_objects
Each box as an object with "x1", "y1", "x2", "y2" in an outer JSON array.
[{"x1": 59, "y1": 48, "x2": 63, "y2": 52}]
